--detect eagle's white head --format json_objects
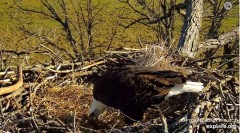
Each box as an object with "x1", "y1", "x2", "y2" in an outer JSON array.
[{"x1": 89, "y1": 98, "x2": 107, "y2": 117}]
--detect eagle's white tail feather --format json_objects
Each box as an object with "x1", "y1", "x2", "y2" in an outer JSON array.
[
  {"x1": 182, "y1": 81, "x2": 204, "y2": 92},
  {"x1": 184, "y1": 81, "x2": 203, "y2": 86},
  {"x1": 165, "y1": 81, "x2": 204, "y2": 99}
]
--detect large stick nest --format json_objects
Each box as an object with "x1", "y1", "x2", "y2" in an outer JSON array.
[{"x1": 0, "y1": 47, "x2": 239, "y2": 133}]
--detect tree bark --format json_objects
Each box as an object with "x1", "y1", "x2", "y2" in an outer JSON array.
[{"x1": 177, "y1": 0, "x2": 203, "y2": 58}]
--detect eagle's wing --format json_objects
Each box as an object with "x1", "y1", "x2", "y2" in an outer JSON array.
[
  {"x1": 137, "y1": 70, "x2": 186, "y2": 98},
  {"x1": 125, "y1": 66, "x2": 203, "y2": 101},
  {"x1": 123, "y1": 65, "x2": 186, "y2": 84},
  {"x1": 121, "y1": 66, "x2": 187, "y2": 104}
]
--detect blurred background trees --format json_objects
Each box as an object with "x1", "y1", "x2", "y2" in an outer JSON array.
[{"x1": 0, "y1": 0, "x2": 239, "y2": 76}]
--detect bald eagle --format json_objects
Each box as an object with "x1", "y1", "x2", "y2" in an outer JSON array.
[{"x1": 89, "y1": 65, "x2": 204, "y2": 123}]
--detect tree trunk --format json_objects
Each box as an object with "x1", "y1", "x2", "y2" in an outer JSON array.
[
  {"x1": 177, "y1": 0, "x2": 203, "y2": 58},
  {"x1": 87, "y1": 0, "x2": 94, "y2": 58}
]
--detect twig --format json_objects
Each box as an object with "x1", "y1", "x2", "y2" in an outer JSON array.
[
  {"x1": 0, "y1": 71, "x2": 15, "y2": 76},
  {"x1": 80, "y1": 60, "x2": 106, "y2": 70},
  {"x1": 0, "y1": 66, "x2": 23, "y2": 95},
  {"x1": 40, "y1": 43, "x2": 64, "y2": 62},
  {"x1": 73, "y1": 111, "x2": 76, "y2": 133},
  {"x1": 0, "y1": 101, "x2": 4, "y2": 118},
  {"x1": 0, "y1": 87, "x2": 25, "y2": 102},
  {"x1": 31, "y1": 111, "x2": 40, "y2": 132},
  {"x1": 56, "y1": 118, "x2": 73, "y2": 132},
  {"x1": 159, "y1": 110, "x2": 169, "y2": 133},
  {"x1": 189, "y1": 54, "x2": 238, "y2": 65}
]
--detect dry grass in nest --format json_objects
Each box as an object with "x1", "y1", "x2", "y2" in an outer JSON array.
[
  {"x1": 133, "y1": 45, "x2": 192, "y2": 76},
  {"x1": 33, "y1": 84, "x2": 91, "y2": 119},
  {"x1": 31, "y1": 83, "x2": 128, "y2": 131}
]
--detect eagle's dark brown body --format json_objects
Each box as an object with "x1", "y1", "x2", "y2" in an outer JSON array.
[{"x1": 91, "y1": 65, "x2": 198, "y2": 122}]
